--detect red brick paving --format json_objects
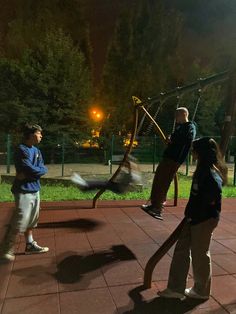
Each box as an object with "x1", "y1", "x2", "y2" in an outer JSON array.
[{"x1": 1, "y1": 199, "x2": 236, "y2": 313}]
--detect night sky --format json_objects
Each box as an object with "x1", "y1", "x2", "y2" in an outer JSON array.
[
  {"x1": 86, "y1": 0, "x2": 120, "y2": 83},
  {"x1": 86, "y1": 0, "x2": 135, "y2": 84},
  {"x1": 86, "y1": 0, "x2": 236, "y2": 83}
]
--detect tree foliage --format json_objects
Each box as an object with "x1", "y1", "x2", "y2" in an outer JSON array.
[
  {"x1": 0, "y1": 0, "x2": 92, "y2": 65},
  {"x1": 0, "y1": 0, "x2": 235, "y2": 142},
  {"x1": 100, "y1": 0, "x2": 234, "y2": 137},
  {"x1": 100, "y1": 0, "x2": 184, "y2": 134},
  {"x1": 0, "y1": 29, "x2": 92, "y2": 138}
]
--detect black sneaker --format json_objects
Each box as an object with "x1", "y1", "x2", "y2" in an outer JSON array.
[
  {"x1": 141, "y1": 204, "x2": 154, "y2": 210},
  {"x1": 141, "y1": 204, "x2": 163, "y2": 220},
  {"x1": 25, "y1": 241, "x2": 49, "y2": 255}
]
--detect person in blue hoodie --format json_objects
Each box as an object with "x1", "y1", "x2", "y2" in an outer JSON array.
[
  {"x1": 158, "y1": 137, "x2": 227, "y2": 300},
  {"x1": 141, "y1": 107, "x2": 196, "y2": 220},
  {"x1": 0, "y1": 123, "x2": 49, "y2": 262}
]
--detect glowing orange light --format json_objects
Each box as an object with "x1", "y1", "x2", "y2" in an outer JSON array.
[{"x1": 90, "y1": 108, "x2": 103, "y2": 121}]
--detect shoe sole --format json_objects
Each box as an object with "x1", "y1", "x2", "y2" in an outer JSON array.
[
  {"x1": 158, "y1": 292, "x2": 185, "y2": 299},
  {"x1": 25, "y1": 249, "x2": 49, "y2": 255},
  {"x1": 185, "y1": 293, "x2": 209, "y2": 300}
]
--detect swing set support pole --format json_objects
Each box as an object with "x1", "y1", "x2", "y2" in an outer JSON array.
[
  {"x1": 92, "y1": 103, "x2": 139, "y2": 208},
  {"x1": 144, "y1": 218, "x2": 187, "y2": 288}
]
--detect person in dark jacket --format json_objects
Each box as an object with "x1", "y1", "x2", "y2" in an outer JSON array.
[
  {"x1": 141, "y1": 107, "x2": 196, "y2": 220},
  {"x1": 158, "y1": 137, "x2": 227, "y2": 300},
  {"x1": 0, "y1": 123, "x2": 49, "y2": 263}
]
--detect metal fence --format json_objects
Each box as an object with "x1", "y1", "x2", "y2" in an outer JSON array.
[{"x1": 0, "y1": 133, "x2": 236, "y2": 184}]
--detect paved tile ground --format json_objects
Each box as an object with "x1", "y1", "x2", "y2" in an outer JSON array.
[{"x1": 1, "y1": 199, "x2": 236, "y2": 314}]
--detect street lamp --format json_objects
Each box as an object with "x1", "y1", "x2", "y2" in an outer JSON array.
[{"x1": 90, "y1": 108, "x2": 104, "y2": 122}]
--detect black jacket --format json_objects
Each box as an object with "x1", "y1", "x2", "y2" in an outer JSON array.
[
  {"x1": 163, "y1": 121, "x2": 196, "y2": 164},
  {"x1": 184, "y1": 168, "x2": 222, "y2": 225}
]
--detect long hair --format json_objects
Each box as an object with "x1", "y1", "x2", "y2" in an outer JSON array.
[{"x1": 192, "y1": 137, "x2": 228, "y2": 185}]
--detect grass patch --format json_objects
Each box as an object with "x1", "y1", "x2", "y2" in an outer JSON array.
[{"x1": 0, "y1": 175, "x2": 235, "y2": 202}]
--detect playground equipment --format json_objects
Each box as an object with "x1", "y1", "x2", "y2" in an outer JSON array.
[
  {"x1": 93, "y1": 70, "x2": 229, "y2": 209},
  {"x1": 92, "y1": 68, "x2": 236, "y2": 289}
]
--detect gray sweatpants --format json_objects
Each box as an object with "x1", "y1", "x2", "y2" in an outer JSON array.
[{"x1": 0, "y1": 192, "x2": 40, "y2": 253}]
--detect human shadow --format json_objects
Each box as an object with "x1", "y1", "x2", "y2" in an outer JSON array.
[
  {"x1": 54, "y1": 244, "x2": 136, "y2": 284},
  {"x1": 38, "y1": 218, "x2": 103, "y2": 232},
  {"x1": 11, "y1": 245, "x2": 136, "y2": 289},
  {"x1": 117, "y1": 285, "x2": 206, "y2": 314}
]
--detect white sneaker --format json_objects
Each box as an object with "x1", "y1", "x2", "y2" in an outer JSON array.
[
  {"x1": 70, "y1": 173, "x2": 88, "y2": 188},
  {"x1": 185, "y1": 288, "x2": 209, "y2": 300},
  {"x1": 0, "y1": 251, "x2": 15, "y2": 263},
  {"x1": 158, "y1": 288, "x2": 185, "y2": 299}
]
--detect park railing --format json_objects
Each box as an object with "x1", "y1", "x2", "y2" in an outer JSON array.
[{"x1": 0, "y1": 133, "x2": 236, "y2": 184}]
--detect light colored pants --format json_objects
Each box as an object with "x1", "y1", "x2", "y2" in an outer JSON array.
[
  {"x1": 167, "y1": 218, "x2": 218, "y2": 296},
  {"x1": 0, "y1": 192, "x2": 40, "y2": 253}
]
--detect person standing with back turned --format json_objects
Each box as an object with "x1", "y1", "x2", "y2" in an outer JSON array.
[
  {"x1": 0, "y1": 123, "x2": 49, "y2": 263},
  {"x1": 141, "y1": 107, "x2": 196, "y2": 220}
]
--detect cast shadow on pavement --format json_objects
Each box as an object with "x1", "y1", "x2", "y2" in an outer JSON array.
[
  {"x1": 117, "y1": 285, "x2": 207, "y2": 314},
  {"x1": 55, "y1": 245, "x2": 136, "y2": 284},
  {"x1": 38, "y1": 218, "x2": 103, "y2": 232}
]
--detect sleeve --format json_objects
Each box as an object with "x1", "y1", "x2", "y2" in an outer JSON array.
[
  {"x1": 171, "y1": 123, "x2": 196, "y2": 144},
  {"x1": 185, "y1": 174, "x2": 221, "y2": 223},
  {"x1": 18, "y1": 148, "x2": 48, "y2": 178},
  {"x1": 180, "y1": 123, "x2": 196, "y2": 143},
  {"x1": 199, "y1": 176, "x2": 221, "y2": 205},
  {"x1": 188, "y1": 123, "x2": 197, "y2": 141}
]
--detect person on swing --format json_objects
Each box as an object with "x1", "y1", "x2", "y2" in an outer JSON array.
[
  {"x1": 141, "y1": 107, "x2": 196, "y2": 220},
  {"x1": 71, "y1": 157, "x2": 142, "y2": 194}
]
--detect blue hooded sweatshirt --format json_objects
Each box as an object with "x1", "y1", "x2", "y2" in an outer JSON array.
[{"x1": 11, "y1": 144, "x2": 48, "y2": 194}]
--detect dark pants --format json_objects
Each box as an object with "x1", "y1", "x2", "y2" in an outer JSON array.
[{"x1": 150, "y1": 158, "x2": 180, "y2": 209}]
